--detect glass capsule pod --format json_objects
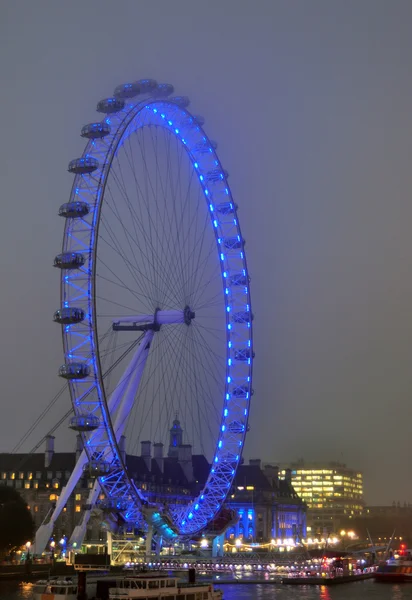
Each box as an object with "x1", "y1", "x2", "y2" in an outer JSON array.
[
  {"x1": 59, "y1": 362, "x2": 90, "y2": 379},
  {"x1": 169, "y1": 96, "x2": 190, "y2": 108},
  {"x1": 113, "y1": 82, "x2": 140, "y2": 99},
  {"x1": 69, "y1": 413, "x2": 100, "y2": 432},
  {"x1": 136, "y1": 78, "x2": 158, "y2": 93},
  {"x1": 54, "y1": 253, "x2": 85, "y2": 269},
  {"x1": 53, "y1": 307, "x2": 85, "y2": 324},
  {"x1": 68, "y1": 157, "x2": 99, "y2": 174},
  {"x1": 153, "y1": 83, "x2": 174, "y2": 97},
  {"x1": 81, "y1": 122, "x2": 110, "y2": 139},
  {"x1": 58, "y1": 201, "x2": 90, "y2": 218},
  {"x1": 96, "y1": 97, "x2": 125, "y2": 114}
]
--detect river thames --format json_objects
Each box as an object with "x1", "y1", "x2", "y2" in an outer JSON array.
[{"x1": 1, "y1": 580, "x2": 410, "y2": 599}]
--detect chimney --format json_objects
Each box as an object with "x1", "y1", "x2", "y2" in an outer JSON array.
[
  {"x1": 153, "y1": 443, "x2": 164, "y2": 474},
  {"x1": 249, "y1": 459, "x2": 261, "y2": 469},
  {"x1": 75, "y1": 434, "x2": 83, "y2": 462},
  {"x1": 141, "y1": 441, "x2": 151, "y2": 471},
  {"x1": 264, "y1": 465, "x2": 279, "y2": 488},
  {"x1": 285, "y1": 468, "x2": 292, "y2": 484},
  {"x1": 119, "y1": 435, "x2": 126, "y2": 464},
  {"x1": 178, "y1": 444, "x2": 194, "y2": 483},
  {"x1": 45, "y1": 435, "x2": 55, "y2": 468}
]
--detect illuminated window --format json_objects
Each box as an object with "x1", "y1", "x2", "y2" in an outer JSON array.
[
  {"x1": 75, "y1": 494, "x2": 81, "y2": 501},
  {"x1": 75, "y1": 505, "x2": 81, "y2": 513},
  {"x1": 19, "y1": 472, "x2": 24, "y2": 480},
  {"x1": 1, "y1": 473, "x2": 6, "y2": 479},
  {"x1": 34, "y1": 506, "x2": 39, "y2": 512},
  {"x1": 53, "y1": 482, "x2": 59, "y2": 489},
  {"x1": 10, "y1": 473, "x2": 15, "y2": 480},
  {"x1": 33, "y1": 482, "x2": 39, "y2": 489},
  {"x1": 27, "y1": 505, "x2": 31, "y2": 510},
  {"x1": 28, "y1": 472, "x2": 33, "y2": 480},
  {"x1": 49, "y1": 494, "x2": 58, "y2": 501},
  {"x1": 246, "y1": 486, "x2": 254, "y2": 491},
  {"x1": 24, "y1": 482, "x2": 30, "y2": 489}
]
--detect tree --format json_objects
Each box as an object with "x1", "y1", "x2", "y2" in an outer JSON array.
[{"x1": 0, "y1": 487, "x2": 34, "y2": 557}]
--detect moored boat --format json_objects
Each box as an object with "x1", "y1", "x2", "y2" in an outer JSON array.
[
  {"x1": 375, "y1": 545, "x2": 412, "y2": 583},
  {"x1": 109, "y1": 573, "x2": 222, "y2": 599},
  {"x1": 32, "y1": 573, "x2": 121, "y2": 600}
]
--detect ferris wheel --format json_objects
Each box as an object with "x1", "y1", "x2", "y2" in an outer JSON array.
[{"x1": 35, "y1": 78, "x2": 253, "y2": 552}]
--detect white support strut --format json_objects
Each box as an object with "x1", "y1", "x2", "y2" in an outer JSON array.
[{"x1": 34, "y1": 330, "x2": 154, "y2": 555}]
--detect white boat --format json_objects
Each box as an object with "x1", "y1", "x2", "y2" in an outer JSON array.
[
  {"x1": 109, "y1": 573, "x2": 223, "y2": 600},
  {"x1": 32, "y1": 573, "x2": 121, "y2": 600},
  {"x1": 33, "y1": 572, "x2": 223, "y2": 600}
]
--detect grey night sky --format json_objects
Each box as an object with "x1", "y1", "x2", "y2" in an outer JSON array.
[{"x1": 1, "y1": 1, "x2": 412, "y2": 506}]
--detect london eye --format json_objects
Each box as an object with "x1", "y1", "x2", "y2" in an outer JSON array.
[{"x1": 35, "y1": 78, "x2": 254, "y2": 553}]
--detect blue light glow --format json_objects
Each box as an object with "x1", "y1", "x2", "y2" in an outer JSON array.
[{"x1": 224, "y1": 409, "x2": 228, "y2": 416}]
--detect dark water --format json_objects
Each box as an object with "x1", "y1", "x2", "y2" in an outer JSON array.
[{"x1": 1, "y1": 580, "x2": 410, "y2": 600}]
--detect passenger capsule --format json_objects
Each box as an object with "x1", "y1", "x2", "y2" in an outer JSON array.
[
  {"x1": 81, "y1": 122, "x2": 110, "y2": 139},
  {"x1": 53, "y1": 307, "x2": 85, "y2": 324},
  {"x1": 215, "y1": 202, "x2": 237, "y2": 215},
  {"x1": 59, "y1": 362, "x2": 90, "y2": 379},
  {"x1": 136, "y1": 78, "x2": 158, "y2": 93},
  {"x1": 234, "y1": 348, "x2": 255, "y2": 362},
  {"x1": 222, "y1": 236, "x2": 243, "y2": 250},
  {"x1": 232, "y1": 311, "x2": 254, "y2": 324},
  {"x1": 154, "y1": 83, "x2": 174, "y2": 97},
  {"x1": 69, "y1": 413, "x2": 100, "y2": 432},
  {"x1": 54, "y1": 253, "x2": 85, "y2": 269},
  {"x1": 169, "y1": 96, "x2": 190, "y2": 108},
  {"x1": 84, "y1": 460, "x2": 111, "y2": 478},
  {"x1": 68, "y1": 157, "x2": 99, "y2": 174},
  {"x1": 96, "y1": 97, "x2": 125, "y2": 114},
  {"x1": 113, "y1": 82, "x2": 140, "y2": 99},
  {"x1": 206, "y1": 169, "x2": 229, "y2": 183},
  {"x1": 58, "y1": 201, "x2": 90, "y2": 219}
]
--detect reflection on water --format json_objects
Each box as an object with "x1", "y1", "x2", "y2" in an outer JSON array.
[{"x1": 0, "y1": 580, "x2": 411, "y2": 600}]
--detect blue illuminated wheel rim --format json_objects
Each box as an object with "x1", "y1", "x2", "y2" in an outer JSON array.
[{"x1": 56, "y1": 79, "x2": 254, "y2": 539}]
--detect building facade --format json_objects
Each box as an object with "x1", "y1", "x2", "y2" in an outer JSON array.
[
  {"x1": 272, "y1": 461, "x2": 364, "y2": 535},
  {"x1": 226, "y1": 461, "x2": 306, "y2": 544},
  {"x1": 0, "y1": 422, "x2": 306, "y2": 552}
]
